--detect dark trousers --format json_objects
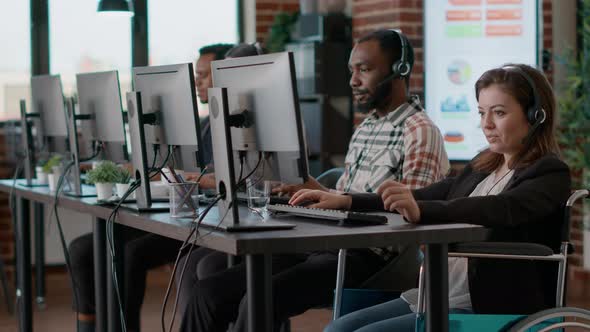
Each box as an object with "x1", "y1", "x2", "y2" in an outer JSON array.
[
  {"x1": 175, "y1": 248, "x2": 230, "y2": 316},
  {"x1": 69, "y1": 226, "x2": 182, "y2": 331},
  {"x1": 179, "y1": 249, "x2": 386, "y2": 332}
]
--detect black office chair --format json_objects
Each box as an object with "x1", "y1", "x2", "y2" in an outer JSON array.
[{"x1": 414, "y1": 189, "x2": 590, "y2": 331}]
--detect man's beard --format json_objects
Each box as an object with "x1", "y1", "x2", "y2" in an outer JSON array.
[{"x1": 354, "y1": 79, "x2": 392, "y2": 113}]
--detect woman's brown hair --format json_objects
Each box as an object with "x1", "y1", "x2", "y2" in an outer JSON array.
[{"x1": 471, "y1": 64, "x2": 560, "y2": 172}]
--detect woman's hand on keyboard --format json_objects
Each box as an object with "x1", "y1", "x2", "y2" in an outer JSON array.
[
  {"x1": 272, "y1": 176, "x2": 328, "y2": 196},
  {"x1": 289, "y1": 189, "x2": 352, "y2": 210}
]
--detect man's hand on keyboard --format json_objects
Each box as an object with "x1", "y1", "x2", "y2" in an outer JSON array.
[
  {"x1": 272, "y1": 176, "x2": 327, "y2": 196},
  {"x1": 289, "y1": 189, "x2": 352, "y2": 210}
]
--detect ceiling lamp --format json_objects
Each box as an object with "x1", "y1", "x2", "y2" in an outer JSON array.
[{"x1": 97, "y1": 0, "x2": 134, "y2": 16}]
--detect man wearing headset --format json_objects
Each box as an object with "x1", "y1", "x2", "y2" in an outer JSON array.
[{"x1": 179, "y1": 29, "x2": 450, "y2": 332}]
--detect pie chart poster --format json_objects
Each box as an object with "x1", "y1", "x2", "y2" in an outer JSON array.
[{"x1": 424, "y1": 0, "x2": 539, "y2": 161}]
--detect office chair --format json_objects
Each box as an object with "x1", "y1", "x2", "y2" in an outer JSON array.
[
  {"x1": 316, "y1": 168, "x2": 421, "y2": 319},
  {"x1": 414, "y1": 189, "x2": 590, "y2": 331},
  {"x1": 316, "y1": 167, "x2": 345, "y2": 189}
]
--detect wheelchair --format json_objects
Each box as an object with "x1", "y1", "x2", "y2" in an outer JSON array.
[
  {"x1": 414, "y1": 189, "x2": 590, "y2": 331},
  {"x1": 334, "y1": 189, "x2": 590, "y2": 331}
]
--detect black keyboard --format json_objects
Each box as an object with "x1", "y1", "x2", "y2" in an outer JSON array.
[{"x1": 267, "y1": 204, "x2": 388, "y2": 225}]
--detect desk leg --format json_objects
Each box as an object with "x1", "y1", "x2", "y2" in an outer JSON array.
[
  {"x1": 106, "y1": 221, "x2": 124, "y2": 332},
  {"x1": 16, "y1": 196, "x2": 32, "y2": 332},
  {"x1": 246, "y1": 254, "x2": 272, "y2": 332},
  {"x1": 424, "y1": 244, "x2": 448, "y2": 332},
  {"x1": 33, "y1": 202, "x2": 45, "y2": 309},
  {"x1": 94, "y1": 218, "x2": 107, "y2": 332}
]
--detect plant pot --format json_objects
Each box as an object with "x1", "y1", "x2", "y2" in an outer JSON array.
[
  {"x1": 95, "y1": 183, "x2": 114, "y2": 201},
  {"x1": 115, "y1": 183, "x2": 133, "y2": 199},
  {"x1": 52, "y1": 165, "x2": 63, "y2": 177},
  {"x1": 47, "y1": 174, "x2": 58, "y2": 192},
  {"x1": 36, "y1": 167, "x2": 48, "y2": 185}
]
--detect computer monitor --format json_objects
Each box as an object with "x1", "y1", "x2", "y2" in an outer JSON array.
[
  {"x1": 133, "y1": 63, "x2": 203, "y2": 170},
  {"x1": 63, "y1": 70, "x2": 129, "y2": 197},
  {"x1": 211, "y1": 52, "x2": 309, "y2": 185},
  {"x1": 205, "y1": 52, "x2": 308, "y2": 231},
  {"x1": 77, "y1": 71, "x2": 126, "y2": 142},
  {"x1": 30, "y1": 74, "x2": 69, "y2": 154},
  {"x1": 124, "y1": 63, "x2": 203, "y2": 211}
]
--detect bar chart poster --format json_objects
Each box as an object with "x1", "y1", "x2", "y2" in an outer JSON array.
[{"x1": 424, "y1": 0, "x2": 539, "y2": 160}]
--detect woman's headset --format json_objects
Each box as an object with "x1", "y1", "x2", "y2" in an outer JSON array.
[{"x1": 502, "y1": 65, "x2": 547, "y2": 144}]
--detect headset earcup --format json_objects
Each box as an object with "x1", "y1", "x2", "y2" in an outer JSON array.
[
  {"x1": 391, "y1": 61, "x2": 401, "y2": 78},
  {"x1": 527, "y1": 108, "x2": 537, "y2": 125}
]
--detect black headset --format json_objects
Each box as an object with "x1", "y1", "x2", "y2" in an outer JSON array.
[
  {"x1": 389, "y1": 29, "x2": 411, "y2": 78},
  {"x1": 502, "y1": 65, "x2": 546, "y2": 126}
]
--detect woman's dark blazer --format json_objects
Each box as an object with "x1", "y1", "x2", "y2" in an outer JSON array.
[{"x1": 350, "y1": 154, "x2": 571, "y2": 314}]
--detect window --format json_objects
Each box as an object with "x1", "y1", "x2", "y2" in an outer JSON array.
[
  {"x1": 0, "y1": 2, "x2": 31, "y2": 119},
  {"x1": 149, "y1": 0, "x2": 238, "y2": 65},
  {"x1": 50, "y1": 0, "x2": 132, "y2": 99},
  {"x1": 149, "y1": 0, "x2": 239, "y2": 110}
]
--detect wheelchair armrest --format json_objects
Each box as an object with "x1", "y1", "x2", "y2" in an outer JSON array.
[{"x1": 449, "y1": 242, "x2": 554, "y2": 257}]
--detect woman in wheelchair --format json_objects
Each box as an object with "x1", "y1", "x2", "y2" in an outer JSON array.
[{"x1": 290, "y1": 64, "x2": 571, "y2": 332}]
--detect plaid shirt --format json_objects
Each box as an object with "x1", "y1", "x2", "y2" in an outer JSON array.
[
  {"x1": 335, "y1": 97, "x2": 449, "y2": 260},
  {"x1": 336, "y1": 96, "x2": 449, "y2": 193}
]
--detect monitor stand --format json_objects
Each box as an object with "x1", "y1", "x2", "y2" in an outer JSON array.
[
  {"x1": 122, "y1": 91, "x2": 170, "y2": 213},
  {"x1": 207, "y1": 88, "x2": 295, "y2": 231},
  {"x1": 18, "y1": 99, "x2": 47, "y2": 188},
  {"x1": 62, "y1": 96, "x2": 97, "y2": 197}
]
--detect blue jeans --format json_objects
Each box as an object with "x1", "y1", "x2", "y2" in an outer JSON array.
[{"x1": 324, "y1": 298, "x2": 473, "y2": 332}]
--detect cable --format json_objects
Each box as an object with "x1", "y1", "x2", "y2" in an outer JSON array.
[
  {"x1": 79, "y1": 141, "x2": 103, "y2": 163},
  {"x1": 195, "y1": 165, "x2": 211, "y2": 184},
  {"x1": 8, "y1": 160, "x2": 23, "y2": 232},
  {"x1": 149, "y1": 144, "x2": 159, "y2": 173},
  {"x1": 160, "y1": 195, "x2": 223, "y2": 332},
  {"x1": 236, "y1": 152, "x2": 263, "y2": 188},
  {"x1": 105, "y1": 179, "x2": 141, "y2": 332},
  {"x1": 52, "y1": 160, "x2": 81, "y2": 332},
  {"x1": 237, "y1": 152, "x2": 246, "y2": 184},
  {"x1": 104, "y1": 157, "x2": 164, "y2": 331}
]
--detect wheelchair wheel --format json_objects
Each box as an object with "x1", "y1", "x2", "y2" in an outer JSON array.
[{"x1": 508, "y1": 307, "x2": 590, "y2": 332}]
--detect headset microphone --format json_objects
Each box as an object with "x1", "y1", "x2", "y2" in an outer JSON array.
[{"x1": 375, "y1": 71, "x2": 400, "y2": 89}]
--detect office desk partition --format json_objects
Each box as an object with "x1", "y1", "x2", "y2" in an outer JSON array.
[{"x1": 0, "y1": 179, "x2": 489, "y2": 332}]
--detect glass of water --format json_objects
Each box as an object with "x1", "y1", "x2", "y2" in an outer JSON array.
[{"x1": 246, "y1": 179, "x2": 278, "y2": 215}]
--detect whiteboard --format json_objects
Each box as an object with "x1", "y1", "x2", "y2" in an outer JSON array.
[{"x1": 424, "y1": 0, "x2": 540, "y2": 160}]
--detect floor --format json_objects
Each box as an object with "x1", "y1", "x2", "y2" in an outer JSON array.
[
  {"x1": 0, "y1": 267, "x2": 589, "y2": 332},
  {"x1": 0, "y1": 267, "x2": 332, "y2": 332}
]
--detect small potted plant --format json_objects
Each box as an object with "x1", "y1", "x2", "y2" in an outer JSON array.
[
  {"x1": 43, "y1": 155, "x2": 63, "y2": 191},
  {"x1": 86, "y1": 161, "x2": 120, "y2": 200},
  {"x1": 115, "y1": 167, "x2": 133, "y2": 199},
  {"x1": 35, "y1": 158, "x2": 48, "y2": 185}
]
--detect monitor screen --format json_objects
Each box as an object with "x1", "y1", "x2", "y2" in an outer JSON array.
[
  {"x1": 132, "y1": 63, "x2": 200, "y2": 147},
  {"x1": 211, "y1": 52, "x2": 308, "y2": 183},
  {"x1": 31, "y1": 74, "x2": 68, "y2": 137},
  {"x1": 76, "y1": 70, "x2": 126, "y2": 143},
  {"x1": 132, "y1": 63, "x2": 203, "y2": 171}
]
